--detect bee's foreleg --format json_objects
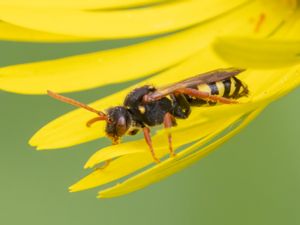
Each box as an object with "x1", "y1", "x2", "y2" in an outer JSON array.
[
  {"x1": 163, "y1": 113, "x2": 176, "y2": 157},
  {"x1": 175, "y1": 88, "x2": 238, "y2": 104},
  {"x1": 143, "y1": 127, "x2": 160, "y2": 163}
]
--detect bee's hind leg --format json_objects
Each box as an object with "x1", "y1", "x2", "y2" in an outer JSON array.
[
  {"x1": 163, "y1": 112, "x2": 176, "y2": 157},
  {"x1": 175, "y1": 88, "x2": 238, "y2": 104}
]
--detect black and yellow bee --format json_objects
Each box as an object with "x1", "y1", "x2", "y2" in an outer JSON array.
[{"x1": 48, "y1": 68, "x2": 248, "y2": 166}]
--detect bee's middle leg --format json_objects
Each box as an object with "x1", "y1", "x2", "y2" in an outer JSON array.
[{"x1": 143, "y1": 127, "x2": 160, "y2": 163}]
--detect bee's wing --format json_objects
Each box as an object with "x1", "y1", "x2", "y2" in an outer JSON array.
[{"x1": 148, "y1": 68, "x2": 245, "y2": 99}]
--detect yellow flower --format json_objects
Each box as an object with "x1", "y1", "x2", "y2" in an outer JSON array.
[{"x1": 0, "y1": 0, "x2": 300, "y2": 198}]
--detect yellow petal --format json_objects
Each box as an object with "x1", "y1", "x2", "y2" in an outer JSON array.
[
  {"x1": 0, "y1": 26, "x2": 214, "y2": 94},
  {"x1": 84, "y1": 116, "x2": 239, "y2": 169},
  {"x1": 26, "y1": 45, "x2": 229, "y2": 149},
  {"x1": 70, "y1": 64, "x2": 300, "y2": 194},
  {"x1": 28, "y1": 26, "x2": 298, "y2": 149},
  {"x1": 28, "y1": 4, "x2": 298, "y2": 148},
  {"x1": 261, "y1": 0, "x2": 299, "y2": 40},
  {"x1": 1, "y1": 0, "x2": 288, "y2": 94},
  {"x1": 274, "y1": 12, "x2": 300, "y2": 39},
  {"x1": 70, "y1": 115, "x2": 241, "y2": 192},
  {"x1": 0, "y1": 0, "x2": 168, "y2": 10},
  {"x1": 0, "y1": 21, "x2": 91, "y2": 42},
  {"x1": 0, "y1": 0, "x2": 246, "y2": 38},
  {"x1": 214, "y1": 37, "x2": 300, "y2": 68},
  {"x1": 77, "y1": 64, "x2": 300, "y2": 195},
  {"x1": 10, "y1": 0, "x2": 297, "y2": 197},
  {"x1": 99, "y1": 108, "x2": 264, "y2": 198},
  {"x1": 28, "y1": 48, "x2": 223, "y2": 149}
]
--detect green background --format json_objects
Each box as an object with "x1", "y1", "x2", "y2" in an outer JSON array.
[{"x1": 1, "y1": 40, "x2": 300, "y2": 225}]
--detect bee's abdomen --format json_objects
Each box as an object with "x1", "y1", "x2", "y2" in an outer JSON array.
[{"x1": 187, "y1": 76, "x2": 248, "y2": 106}]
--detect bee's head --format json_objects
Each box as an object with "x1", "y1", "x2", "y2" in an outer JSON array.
[
  {"x1": 105, "y1": 106, "x2": 131, "y2": 144},
  {"x1": 46, "y1": 91, "x2": 131, "y2": 144}
]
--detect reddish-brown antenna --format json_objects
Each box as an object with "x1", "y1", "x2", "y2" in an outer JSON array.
[{"x1": 47, "y1": 90, "x2": 107, "y2": 120}]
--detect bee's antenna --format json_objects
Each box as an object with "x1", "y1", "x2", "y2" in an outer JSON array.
[{"x1": 47, "y1": 90, "x2": 107, "y2": 119}]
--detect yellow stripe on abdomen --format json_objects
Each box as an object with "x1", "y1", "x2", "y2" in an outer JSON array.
[
  {"x1": 229, "y1": 77, "x2": 236, "y2": 96},
  {"x1": 197, "y1": 82, "x2": 224, "y2": 96},
  {"x1": 215, "y1": 81, "x2": 225, "y2": 96},
  {"x1": 197, "y1": 84, "x2": 211, "y2": 93}
]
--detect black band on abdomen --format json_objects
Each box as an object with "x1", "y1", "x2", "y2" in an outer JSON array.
[
  {"x1": 222, "y1": 79, "x2": 231, "y2": 97},
  {"x1": 232, "y1": 77, "x2": 242, "y2": 98},
  {"x1": 208, "y1": 82, "x2": 219, "y2": 95}
]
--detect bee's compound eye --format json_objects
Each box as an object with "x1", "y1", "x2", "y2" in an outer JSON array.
[{"x1": 116, "y1": 116, "x2": 128, "y2": 136}]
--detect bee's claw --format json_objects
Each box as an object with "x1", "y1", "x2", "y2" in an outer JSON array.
[{"x1": 153, "y1": 157, "x2": 161, "y2": 164}]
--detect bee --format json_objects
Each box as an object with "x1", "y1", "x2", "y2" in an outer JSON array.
[{"x1": 48, "y1": 68, "x2": 248, "y2": 166}]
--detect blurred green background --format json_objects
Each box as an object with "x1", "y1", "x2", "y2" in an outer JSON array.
[{"x1": 1, "y1": 40, "x2": 300, "y2": 225}]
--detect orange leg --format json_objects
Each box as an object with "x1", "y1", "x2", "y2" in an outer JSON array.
[
  {"x1": 175, "y1": 88, "x2": 238, "y2": 104},
  {"x1": 143, "y1": 127, "x2": 160, "y2": 163},
  {"x1": 163, "y1": 113, "x2": 176, "y2": 157}
]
